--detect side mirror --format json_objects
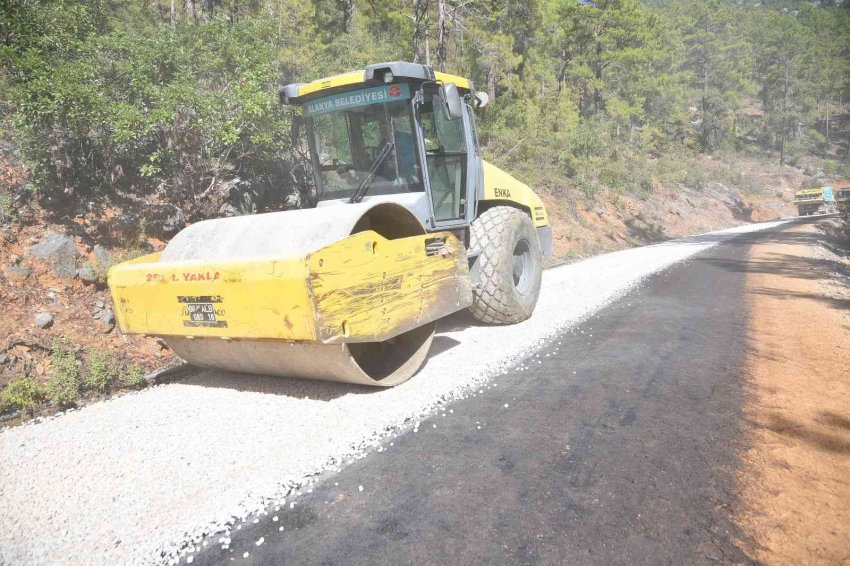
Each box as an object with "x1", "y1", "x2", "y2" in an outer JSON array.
[
  {"x1": 440, "y1": 82, "x2": 463, "y2": 121},
  {"x1": 472, "y1": 91, "x2": 490, "y2": 109}
]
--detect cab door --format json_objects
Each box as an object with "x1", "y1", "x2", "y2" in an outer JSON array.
[{"x1": 415, "y1": 93, "x2": 477, "y2": 230}]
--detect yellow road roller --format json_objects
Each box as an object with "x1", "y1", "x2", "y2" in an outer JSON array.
[{"x1": 108, "y1": 62, "x2": 551, "y2": 386}]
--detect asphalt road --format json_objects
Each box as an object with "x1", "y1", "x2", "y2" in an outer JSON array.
[{"x1": 193, "y1": 225, "x2": 788, "y2": 566}]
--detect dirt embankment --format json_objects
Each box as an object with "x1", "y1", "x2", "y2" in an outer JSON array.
[
  {"x1": 737, "y1": 219, "x2": 850, "y2": 564},
  {"x1": 541, "y1": 157, "x2": 801, "y2": 265}
]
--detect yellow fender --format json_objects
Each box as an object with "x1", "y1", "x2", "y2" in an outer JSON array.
[{"x1": 480, "y1": 160, "x2": 549, "y2": 228}]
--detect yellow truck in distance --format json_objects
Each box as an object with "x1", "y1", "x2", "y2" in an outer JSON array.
[{"x1": 793, "y1": 187, "x2": 838, "y2": 216}]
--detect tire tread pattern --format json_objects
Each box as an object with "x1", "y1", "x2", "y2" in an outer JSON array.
[{"x1": 469, "y1": 206, "x2": 540, "y2": 324}]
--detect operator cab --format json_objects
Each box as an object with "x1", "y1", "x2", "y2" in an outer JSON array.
[{"x1": 280, "y1": 62, "x2": 489, "y2": 230}]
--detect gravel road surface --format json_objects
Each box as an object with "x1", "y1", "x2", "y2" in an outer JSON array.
[{"x1": 0, "y1": 220, "x2": 787, "y2": 565}]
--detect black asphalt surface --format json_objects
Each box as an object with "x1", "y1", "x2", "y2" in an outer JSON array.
[{"x1": 193, "y1": 225, "x2": 797, "y2": 566}]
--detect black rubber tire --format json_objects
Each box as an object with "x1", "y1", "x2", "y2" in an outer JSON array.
[{"x1": 469, "y1": 206, "x2": 543, "y2": 324}]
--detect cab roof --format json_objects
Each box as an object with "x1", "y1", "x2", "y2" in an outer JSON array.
[{"x1": 280, "y1": 62, "x2": 472, "y2": 105}]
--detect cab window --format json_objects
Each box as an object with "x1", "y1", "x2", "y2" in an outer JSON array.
[
  {"x1": 419, "y1": 96, "x2": 467, "y2": 221},
  {"x1": 310, "y1": 100, "x2": 421, "y2": 200}
]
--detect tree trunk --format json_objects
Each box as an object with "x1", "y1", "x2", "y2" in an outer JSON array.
[
  {"x1": 594, "y1": 38, "x2": 603, "y2": 114},
  {"x1": 437, "y1": 0, "x2": 449, "y2": 72},
  {"x1": 412, "y1": 0, "x2": 427, "y2": 64},
  {"x1": 780, "y1": 67, "x2": 788, "y2": 166},
  {"x1": 170, "y1": 0, "x2": 175, "y2": 25},
  {"x1": 826, "y1": 98, "x2": 830, "y2": 145},
  {"x1": 487, "y1": 66, "x2": 496, "y2": 103},
  {"x1": 557, "y1": 51, "x2": 569, "y2": 93},
  {"x1": 701, "y1": 64, "x2": 709, "y2": 151},
  {"x1": 339, "y1": 0, "x2": 353, "y2": 33}
]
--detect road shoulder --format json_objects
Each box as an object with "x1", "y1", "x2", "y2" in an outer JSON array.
[{"x1": 737, "y1": 219, "x2": 850, "y2": 563}]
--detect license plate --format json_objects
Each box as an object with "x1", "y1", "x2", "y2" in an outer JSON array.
[
  {"x1": 187, "y1": 302, "x2": 217, "y2": 323},
  {"x1": 179, "y1": 295, "x2": 228, "y2": 328}
]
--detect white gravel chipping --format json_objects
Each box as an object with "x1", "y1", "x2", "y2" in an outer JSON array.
[{"x1": 0, "y1": 220, "x2": 787, "y2": 565}]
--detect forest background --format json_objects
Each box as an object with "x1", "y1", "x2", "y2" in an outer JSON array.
[{"x1": 1, "y1": 0, "x2": 848, "y2": 227}]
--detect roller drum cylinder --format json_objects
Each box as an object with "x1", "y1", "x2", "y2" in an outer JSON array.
[{"x1": 158, "y1": 202, "x2": 435, "y2": 386}]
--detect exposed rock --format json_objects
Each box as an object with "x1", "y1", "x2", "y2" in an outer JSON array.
[
  {"x1": 96, "y1": 299, "x2": 105, "y2": 309},
  {"x1": 114, "y1": 213, "x2": 141, "y2": 241},
  {"x1": 144, "y1": 203, "x2": 187, "y2": 238},
  {"x1": 78, "y1": 263, "x2": 98, "y2": 285},
  {"x1": 0, "y1": 353, "x2": 8, "y2": 364},
  {"x1": 34, "y1": 312, "x2": 54, "y2": 329},
  {"x1": 285, "y1": 192, "x2": 301, "y2": 209},
  {"x1": 93, "y1": 245, "x2": 110, "y2": 270},
  {"x1": 4, "y1": 265, "x2": 31, "y2": 283},
  {"x1": 0, "y1": 411, "x2": 21, "y2": 423},
  {"x1": 100, "y1": 308, "x2": 115, "y2": 328},
  {"x1": 219, "y1": 189, "x2": 258, "y2": 217},
  {"x1": 24, "y1": 232, "x2": 79, "y2": 279},
  {"x1": 10, "y1": 254, "x2": 21, "y2": 264}
]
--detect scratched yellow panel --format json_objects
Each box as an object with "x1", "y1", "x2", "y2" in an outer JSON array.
[
  {"x1": 108, "y1": 253, "x2": 317, "y2": 340},
  {"x1": 308, "y1": 230, "x2": 472, "y2": 343}
]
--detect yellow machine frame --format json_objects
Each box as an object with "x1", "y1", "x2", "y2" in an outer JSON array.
[{"x1": 110, "y1": 230, "x2": 471, "y2": 344}]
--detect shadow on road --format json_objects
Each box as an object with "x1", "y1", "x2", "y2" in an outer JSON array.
[
  {"x1": 818, "y1": 411, "x2": 850, "y2": 432},
  {"x1": 765, "y1": 413, "x2": 850, "y2": 455},
  {"x1": 686, "y1": 222, "x2": 849, "y2": 315},
  {"x1": 748, "y1": 287, "x2": 850, "y2": 311},
  {"x1": 700, "y1": 253, "x2": 843, "y2": 280}
]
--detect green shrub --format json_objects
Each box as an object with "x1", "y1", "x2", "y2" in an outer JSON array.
[
  {"x1": 684, "y1": 165, "x2": 709, "y2": 191},
  {"x1": 46, "y1": 339, "x2": 81, "y2": 407},
  {"x1": 5, "y1": 11, "x2": 306, "y2": 211},
  {"x1": 609, "y1": 192, "x2": 625, "y2": 210},
  {"x1": 107, "y1": 248, "x2": 149, "y2": 270},
  {"x1": 0, "y1": 195, "x2": 16, "y2": 223},
  {"x1": 575, "y1": 178, "x2": 597, "y2": 200},
  {"x1": 0, "y1": 379, "x2": 44, "y2": 415},
  {"x1": 806, "y1": 129, "x2": 826, "y2": 150},
  {"x1": 600, "y1": 160, "x2": 627, "y2": 190},
  {"x1": 122, "y1": 364, "x2": 146, "y2": 387},
  {"x1": 85, "y1": 349, "x2": 120, "y2": 392},
  {"x1": 823, "y1": 160, "x2": 840, "y2": 177}
]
